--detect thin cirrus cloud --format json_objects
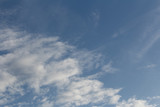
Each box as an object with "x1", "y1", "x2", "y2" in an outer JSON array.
[
  {"x1": 0, "y1": 28, "x2": 156, "y2": 107},
  {"x1": 137, "y1": 34, "x2": 160, "y2": 59},
  {"x1": 116, "y1": 7, "x2": 160, "y2": 60},
  {"x1": 110, "y1": 6, "x2": 160, "y2": 65}
]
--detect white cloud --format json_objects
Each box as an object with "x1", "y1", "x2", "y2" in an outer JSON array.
[
  {"x1": 41, "y1": 101, "x2": 54, "y2": 107},
  {"x1": 0, "y1": 28, "x2": 156, "y2": 107},
  {"x1": 116, "y1": 98, "x2": 156, "y2": 107},
  {"x1": 40, "y1": 97, "x2": 54, "y2": 107},
  {"x1": 42, "y1": 58, "x2": 80, "y2": 87},
  {"x1": 0, "y1": 28, "x2": 78, "y2": 92},
  {"x1": 57, "y1": 78, "x2": 121, "y2": 107},
  {"x1": 147, "y1": 96, "x2": 160, "y2": 100},
  {"x1": 0, "y1": 28, "x2": 117, "y2": 106},
  {"x1": 147, "y1": 96, "x2": 160, "y2": 106},
  {"x1": 0, "y1": 70, "x2": 16, "y2": 92},
  {"x1": 102, "y1": 61, "x2": 117, "y2": 73},
  {"x1": 145, "y1": 64, "x2": 156, "y2": 69},
  {"x1": 87, "y1": 61, "x2": 118, "y2": 79},
  {"x1": 72, "y1": 50, "x2": 103, "y2": 71}
]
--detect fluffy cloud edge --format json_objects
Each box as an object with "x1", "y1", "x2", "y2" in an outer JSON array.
[{"x1": 0, "y1": 28, "x2": 156, "y2": 107}]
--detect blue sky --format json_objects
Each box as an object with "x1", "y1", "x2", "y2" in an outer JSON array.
[{"x1": 0, "y1": 0, "x2": 160, "y2": 107}]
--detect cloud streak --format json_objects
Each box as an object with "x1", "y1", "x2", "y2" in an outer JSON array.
[{"x1": 137, "y1": 34, "x2": 160, "y2": 58}]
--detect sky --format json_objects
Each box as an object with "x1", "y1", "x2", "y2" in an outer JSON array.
[{"x1": 0, "y1": 0, "x2": 160, "y2": 107}]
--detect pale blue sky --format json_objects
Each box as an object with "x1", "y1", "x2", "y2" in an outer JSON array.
[{"x1": 0, "y1": 0, "x2": 160, "y2": 107}]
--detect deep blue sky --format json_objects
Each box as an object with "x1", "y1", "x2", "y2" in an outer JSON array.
[{"x1": 1, "y1": 0, "x2": 160, "y2": 107}]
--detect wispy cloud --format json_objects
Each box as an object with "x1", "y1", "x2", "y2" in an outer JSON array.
[
  {"x1": 147, "y1": 96, "x2": 160, "y2": 100},
  {"x1": 137, "y1": 34, "x2": 160, "y2": 58},
  {"x1": 144, "y1": 64, "x2": 156, "y2": 69},
  {"x1": 0, "y1": 28, "x2": 156, "y2": 107},
  {"x1": 132, "y1": 7, "x2": 160, "y2": 59},
  {"x1": 0, "y1": 28, "x2": 119, "y2": 106},
  {"x1": 102, "y1": 61, "x2": 117, "y2": 73},
  {"x1": 116, "y1": 98, "x2": 156, "y2": 107},
  {"x1": 91, "y1": 10, "x2": 100, "y2": 27},
  {"x1": 112, "y1": 29, "x2": 127, "y2": 38}
]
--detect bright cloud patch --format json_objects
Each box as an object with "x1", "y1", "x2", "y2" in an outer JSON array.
[
  {"x1": 0, "y1": 28, "x2": 156, "y2": 107},
  {"x1": 57, "y1": 79, "x2": 121, "y2": 106},
  {"x1": 116, "y1": 98, "x2": 156, "y2": 107}
]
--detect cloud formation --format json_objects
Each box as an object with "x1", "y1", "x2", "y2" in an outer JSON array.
[
  {"x1": 116, "y1": 98, "x2": 156, "y2": 107},
  {"x1": 57, "y1": 79, "x2": 121, "y2": 106},
  {"x1": 0, "y1": 28, "x2": 156, "y2": 107}
]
